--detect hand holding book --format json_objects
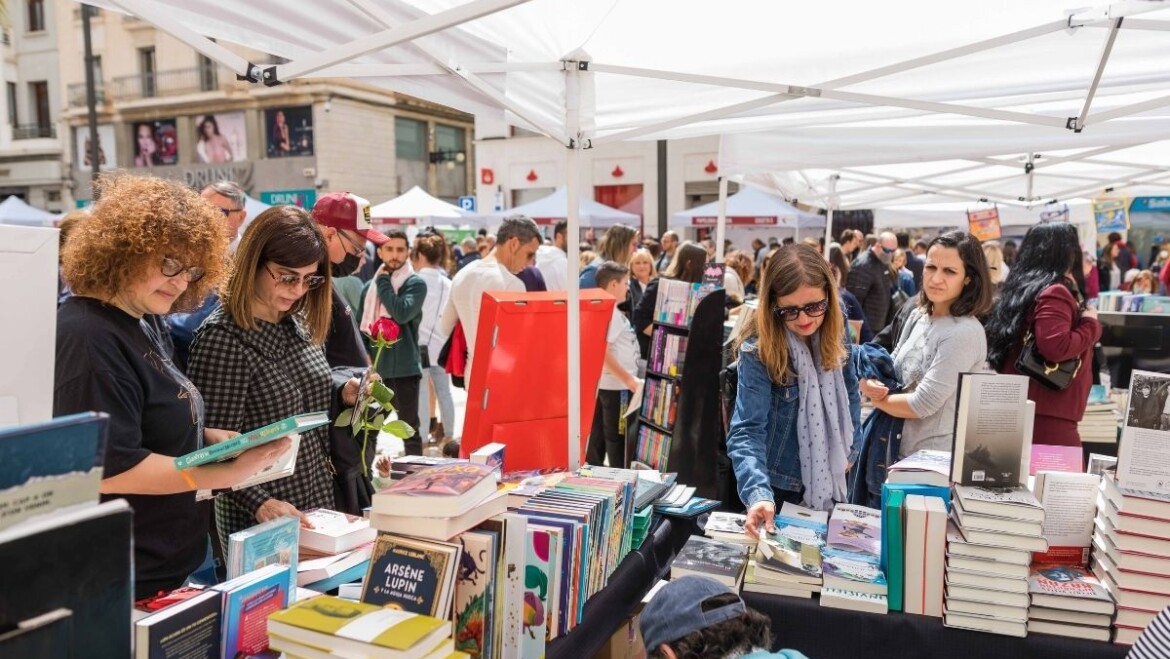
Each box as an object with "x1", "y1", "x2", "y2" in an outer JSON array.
[
  {"x1": 204, "y1": 427, "x2": 240, "y2": 445},
  {"x1": 255, "y1": 497, "x2": 311, "y2": 527},
  {"x1": 745, "y1": 500, "x2": 776, "y2": 539}
]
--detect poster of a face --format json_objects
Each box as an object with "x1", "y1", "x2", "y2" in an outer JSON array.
[
  {"x1": 132, "y1": 119, "x2": 179, "y2": 167},
  {"x1": 194, "y1": 112, "x2": 246, "y2": 163},
  {"x1": 265, "y1": 106, "x2": 314, "y2": 158},
  {"x1": 73, "y1": 125, "x2": 116, "y2": 172}
]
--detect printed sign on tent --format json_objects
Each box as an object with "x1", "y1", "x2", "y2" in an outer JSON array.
[
  {"x1": 1093, "y1": 198, "x2": 1129, "y2": 233},
  {"x1": 967, "y1": 207, "x2": 1001, "y2": 241},
  {"x1": 1039, "y1": 205, "x2": 1069, "y2": 223}
]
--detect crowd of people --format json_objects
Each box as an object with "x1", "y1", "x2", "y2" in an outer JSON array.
[{"x1": 48, "y1": 172, "x2": 1126, "y2": 618}]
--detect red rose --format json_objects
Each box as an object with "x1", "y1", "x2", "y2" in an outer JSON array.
[{"x1": 370, "y1": 317, "x2": 401, "y2": 344}]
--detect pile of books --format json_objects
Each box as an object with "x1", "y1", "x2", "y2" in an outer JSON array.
[
  {"x1": 820, "y1": 504, "x2": 888, "y2": 614},
  {"x1": 743, "y1": 503, "x2": 826, "y2": 599},
  {"x1": 1097, "y1": 291, "x2": 1170, "y2": 313},
  {"x1": 647, "y1": 330, "x2": 688, "y2": 376},
  {"x1": 1080, "y1": 384, "x2": 1122, "y2": 444},
  {"x1": 369, "y1": 462, "x2": 508, "y2": 541},
  {"x1": 1092, "y1": 472, "x2": 1170, "y2": 645},
  {"x1": 296, "y1": 509, "x2": 377, "y2": 587},
  {"x1": 703, "y1": 511, "x2": 755, "y2": 548},
  {"x1": 880, "y1": 450, "x2": 953, "y2": 614},
  {"x1": 943, "y1": 485, "x2": 1046, "y2": 637},
  {"x1": 672, "y1": 534, "x2": 750, "y2": 589},
  {"x1": 386, "y1": 455, "x2": 463, "y2": 481},
  {"x1": 653, "y1": 279, "x2": 717, "y2": 326},
  {"x1": 1026, "y1": 566, "x2": 1115, "y2": 642},
  {"x1": 268, "y1": 595, "x2": 458, "y2": 659}
]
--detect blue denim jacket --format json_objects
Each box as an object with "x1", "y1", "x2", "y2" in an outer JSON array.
[
  {"x1": 727, "y1": 338, "x2": 863, "y2": 508},
  {"x1": 847, "y1": 342, "x2": 905, "y2": 507}
]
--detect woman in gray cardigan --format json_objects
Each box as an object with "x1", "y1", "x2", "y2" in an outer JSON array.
[{"x1": 859, "y1": 231, "x2": 994, "y2": 458}]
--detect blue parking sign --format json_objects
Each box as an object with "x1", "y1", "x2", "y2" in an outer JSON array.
[{"x1": 458, "y1": 195, "x2": 477, "y2": 212}]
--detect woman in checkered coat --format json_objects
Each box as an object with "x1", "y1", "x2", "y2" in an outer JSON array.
[{"x1": 188, "y1": 205, "x2": 363, "y2": 549}]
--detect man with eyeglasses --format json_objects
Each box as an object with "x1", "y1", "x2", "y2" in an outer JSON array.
[{"x1": 846, "y1": 230, "x2": 899, "y2": 331}]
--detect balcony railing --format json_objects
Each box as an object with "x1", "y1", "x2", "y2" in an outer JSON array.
[
  {"x1": 13, "y1": 123, "x2": 57, "y2": 140},
  {"x1": 66, "y1": 82, "x2": 108, "y2": 108},
  {"x1": 110, "y1": 66, "x2": 221, "y2": 102}
]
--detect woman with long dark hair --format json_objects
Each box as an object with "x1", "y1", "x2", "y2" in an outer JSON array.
[
  {"x1": 727, "y1": 245, "x2": 861, "y2": 536},
  {"x1": 631, "y1": 240, "x2": 708, "y2": 358},
  {"x1": 985, "y1": 223, "x2": 1101, "y2": 447}
]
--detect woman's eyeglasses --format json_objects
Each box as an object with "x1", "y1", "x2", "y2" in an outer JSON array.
[
  {"x1": 266, "y1": 266, "x2": 325, "y2": 290},
  {"x1": 773, "y1": 299, "x2": 830, "y2": 322},
  {"x1": 217, "y1": 207, "x2": 243, "y2": 217},
  {"x1": 160, "y1": 257, "x2": 206, "y2": 283}
]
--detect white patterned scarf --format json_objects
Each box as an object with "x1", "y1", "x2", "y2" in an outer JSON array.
[
  {"x1": 786, "y1": 329, "x2": 854, "y2": 511},
  {"x1": 359, "y1": 260, "x2": 415, "y2": 335}
]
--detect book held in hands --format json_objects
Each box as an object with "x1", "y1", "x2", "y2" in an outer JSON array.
[{"x1": 173, "y1": 411, "x2": 329, "y2": 469}]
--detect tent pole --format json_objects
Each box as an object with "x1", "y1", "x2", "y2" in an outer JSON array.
[
  {"x1": 565, "y1": 61, "x2": 583, "y2": 471},
  {"x1": 824, "y1": 174, "x2": 839, "y2": 260},
  {"x1": 715, "y1": 177, "x2": 729, "y2": 262}
]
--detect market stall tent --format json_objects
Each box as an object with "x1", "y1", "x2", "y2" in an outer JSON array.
[
  {"x1": 484, "y1": 186, "x2": 639, "y2": 227},
  {"x1": 671, "y1": 187, "x2": 824, "y2": 230},
  {"x1": 369, "y1": 185, "x2": 480, "y2": 226},
  {"x1": 0, "y1": 196, "x2": 57, "y2": 227}
]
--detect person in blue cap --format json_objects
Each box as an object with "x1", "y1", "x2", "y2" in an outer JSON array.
[{"x1": 640, "y1": 575, "x2": 809, "y2": 659}]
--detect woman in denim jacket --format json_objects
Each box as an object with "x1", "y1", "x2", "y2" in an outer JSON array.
[{"x1": 727, "y1": 245, "x2": 862, "y2": 538}]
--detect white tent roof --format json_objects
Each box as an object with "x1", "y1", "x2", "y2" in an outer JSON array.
[
  {"x1": 488, "y1": 186, "x2": 639, "y2": 227},
  {"x1": 671, "y1": 187, "x2": 824, "y2": 229},
  {"x1": 369, "y1": 185, "x2": 476, "y2": 224},
  {"x1": 872, "y1": 200, "x2": 1093, "y2": 231},
  {"x1": 0, "y1": 196, "x2": 56, "y2": 227}
]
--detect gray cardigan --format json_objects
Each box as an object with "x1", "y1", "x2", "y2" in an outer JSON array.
[{"x1": 891, "y1": 309, "x2": 988, "y2": 458}]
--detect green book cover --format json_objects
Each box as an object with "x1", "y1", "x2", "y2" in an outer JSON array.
[
  {"x1": 883, "y1": 489, "x2": 906, "y2": 612},
  {"x1": 173, "y1": 410, "x2": 329, "y2": 469}
]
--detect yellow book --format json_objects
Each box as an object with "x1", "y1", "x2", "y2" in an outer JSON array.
[{"x1": 267, "y1": 595, "x2": 451, "y2": 659}]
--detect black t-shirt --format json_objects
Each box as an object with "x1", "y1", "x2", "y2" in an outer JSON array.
[
  {"x1": 54, "y1": 296, "x2": 210, "y2": 598},
  {"x1": 326, "y1": 287, "x2": 370, "y2": 369}
]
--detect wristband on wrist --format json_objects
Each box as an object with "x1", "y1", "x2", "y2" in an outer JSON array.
[{"x1": 178, "y1": 468, "x2": 198, "y2": 490}]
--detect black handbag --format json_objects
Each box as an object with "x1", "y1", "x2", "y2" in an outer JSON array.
[{"x1": 1015, "y1": 331, "x2": 1081, "y2": 391}]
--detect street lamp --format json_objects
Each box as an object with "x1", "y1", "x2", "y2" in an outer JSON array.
[{"x1": 428, "y1": 149, "x2": 466, "y2": 170}]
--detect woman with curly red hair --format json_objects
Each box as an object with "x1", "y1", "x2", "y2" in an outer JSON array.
[{"x1": 54, "y1": 174, "x2": 287, "y2": 598}]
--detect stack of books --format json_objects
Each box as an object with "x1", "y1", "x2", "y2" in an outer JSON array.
[
  {"x1": 881, "y1": 450, "x2": 952, "y2": 613},
  {"x1": 820, "y1": 504, "x2": 888, "y2": 614},
  {"x1": 387, "y1": 455, "x2": 463, "y2": 481},
  {"x1": 1092, "y1": 472, "x2": 1170, "y2": 645},
  {"x1": 653, "y1": 278, "x2": 717, "y2": 326},
  {"x1": 903, "y1": 494, "x2": 948, "y2": 619},
  {"x1": 943, "y1": 485, "x2": 1046, "y2": 637},
  {"x1": 703, "y1": 511, "x2": 755, "y2": 547},
  {"x1": 1080, "y1": 385, "x2": 1122, "y2": 444},
  {"x1": 744, "y1": 503, "x2": 826, "y2": 599},
  {"x1": 296, "y1": 509, "x2": 377, "y2": 587},
  {"x1": 1026, "y1": 566, "x2": 1115, "y2": 642},
  {"x1": 369, "y1": 462, "x2": 507, "y2": 541},
  {"x1": 671, "y1": 534, "x2": 750, "y2": 589},
  {"x1": 1097, "y1": 291, "x2": 1170, "y2": 313},
  {"x1": 268, "y1": 595, "x2": 459, "y2": 659}
]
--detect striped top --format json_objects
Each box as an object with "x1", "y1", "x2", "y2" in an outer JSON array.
[{"x1": 1129, "y1": 606, "x2": 1170, "y2": 659}]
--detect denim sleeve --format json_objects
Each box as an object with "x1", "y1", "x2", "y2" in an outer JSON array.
[
  {"x1": 727, "y1": 346, "x2": 775, "y2": 509},
  {"x1": 843, "y1": 344, "x2": 863, "y2": 463}
]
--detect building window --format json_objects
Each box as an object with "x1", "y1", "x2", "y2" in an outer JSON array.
[
  {"x1": 433, "y1": 124, "x2": 467, "y2": 201},
  {"x1": 138, "y1": 47, "x2": 156, "y2": 98},
  {"x1": 395, "y1": 117, "x2": 426, "y2": 161},
  {"x1": 27, "y1": 0, "x2": 46, "y2": 32},
  {"x1": 6, "y1": 82, "x2": 16, "y2": 127},
  {"x1": 197, "y1": 54, "x2": 217, "y2": 92},
  {"x1": 30, "y1": 81, "x2": 50, "y2": 136},
  {"x1": 92, "y1": 55, "x2": 103, "y2": 83}
]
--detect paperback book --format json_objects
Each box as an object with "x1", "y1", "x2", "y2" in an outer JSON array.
[
  {"x1": 827, "y1": 504, "x2": 881, "y2": 557},
  {"x1": 1028, "y1": 566, "x2": 1115, "y2": 614},
  {"x1": 886, "y1": 449, "x2": 951, "y2": 487},
  {"x1": 362, "y1": 534, "x2": 461, "y2": 619},
  {"x1": 227, "y1": 516, "x2": 300, "y2": 592},
  {"x1": 950, "y1": 373, "x2": 1031, "y2": 487},
  {"x1": 374, "y1": 462, "x2": 499, "y2": 518},
  {"x1": 300, "y1": 508, "x2": 376, "y2": 554},
  {"x1": 821, "y1": 547, "x2": 888, "y2": 595},
  {"x1": 214, "y1": 564, "x2": 290, "y2": 659},
  {"x1": 671, "y1": 535, "x2": 749, "y2": 588},
  {"x1": 451, "y1": 529, "x2": 498, "y2": 657},
  {"x1": 173, "y1": 411, "x2": 328, "y2": 469},
  {"x1": 267, "y1": 595, "x2": 451, "y2": 659},
  {"x1": 134, "y1": 590, "x2": 221, "y2": 659}
]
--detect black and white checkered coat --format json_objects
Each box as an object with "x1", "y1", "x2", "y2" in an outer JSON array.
[{"x1": 188, "y1": 306, "x2": 336, "y2": 546}]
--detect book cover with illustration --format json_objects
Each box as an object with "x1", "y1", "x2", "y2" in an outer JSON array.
[
  {"x1": 521, "y1": 528, "x2": 551, "y2": 659},
  {"x1": 827, "y1": 504, "x2": 882, "y2": 557},
  {"x1": 452, "y1": 529, "x2": 499, "y2": 658},
  {"x1": 519, "y1": 515, "x2": 576, "y2": 638},
  {"x1": 173, "y1": 410, "x2": 329, "y2": 469},
  {"x1": 383, "y1": 462, "x2": 497, "y2": 497},
  {"x1": 227, "y1": 516, "x2": 299, "y2": 592},
  {"x1": 821, "y1": 547, "x2": 887, "y2": 595},
  {"x1": 673, "y1": 535, "x2": 749, "y2": 586},
  {"x1": 216, "y1": 564, "x2": 289, "y2": 659},
  {"x1": 758, "y1": 502, "x2": 828, "y2": 581},
  {"x1": 470, "y1": 443, "x2": 507, "y2": 474},
  {"x1": 527, "y1": 524, "x2": 563, "y2": 642},
  {"x1": 1028, "y1": 566, "x2": 1112, "y2": 603},
  {"x1": 267, "y1": 595, "x2": 450, "y2": 657},
  {"x1": 0, "y1": 412, "x2": 106, "y2": 533},
  {"x1": 361, "y1": 534, "x2": 461, "y2": 619}
]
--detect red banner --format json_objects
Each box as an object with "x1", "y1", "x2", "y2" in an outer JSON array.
[{"x1": 691, "y1": 216, "x2": 778, "y2": 226}]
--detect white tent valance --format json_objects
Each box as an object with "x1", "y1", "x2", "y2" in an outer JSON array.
[
  {"x1": 671, "y1": 187, "x2": 824, "y2": 229},
  {"x1": 0, "y1": 196, "x2": 57, "y2": 227},
  {"x1": 369, "y1": 185, "x2": 478, "y2": 226},
  {"x1": 486, "y1": 186, "x2": 639, "y2": 228}
]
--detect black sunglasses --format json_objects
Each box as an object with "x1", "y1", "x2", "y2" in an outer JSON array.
[
  {"x1": 266, "y1": 266, "x2": 326, "y2": 290},
  {"x1": 160, "y1": 257, "x2": 206, "y2": 283},
  {"x1": 773, "y1": 299, "x2": 830, "y2": 322}
]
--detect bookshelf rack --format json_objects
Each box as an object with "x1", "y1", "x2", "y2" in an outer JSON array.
[{"x1": 630, "y1": 284, "x2": 726, "y2": 500}]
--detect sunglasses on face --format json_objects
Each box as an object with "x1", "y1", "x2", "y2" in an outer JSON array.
[
  {"x1": 773, "y1": 299, "x2": 830, "y2": 322},
  {"x1": 160, "y1": 257, "x2": 206, "y2": 283},
  {"x1": 881, "y1": 246, "x2": 897, "y2": 254},
  {"x1": 266, "y1": 266, "x2": 325, "y2": 290}
]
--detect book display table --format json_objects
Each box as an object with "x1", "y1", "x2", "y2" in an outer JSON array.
[
  {"x1": 547, "y1": 514, "x2": 697, "y2": 659},
  {"x1": 742, "y1": 591, "x2": 1128, "y2": 659}
]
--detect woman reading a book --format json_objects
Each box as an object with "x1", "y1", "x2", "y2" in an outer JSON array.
[
  {"x1": 54, "y1": 174, "x2": 289, "y2": 598},
  {"x1": 727, "y1": 245, "x2": 862, "y2": 538},
  {"x1": 188, "y1": 206, "x2": 366, "y2": 551},
  {"x1": 984, "y1": 222, "x2": 1101, "y2": 446},
  {"x1": 858, "y1": 231, "x2": 993, "y2": 458}
]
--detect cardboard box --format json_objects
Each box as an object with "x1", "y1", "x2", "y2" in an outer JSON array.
[{"x1": 594, "y1": 607, "x2": 647, "y2": 659}]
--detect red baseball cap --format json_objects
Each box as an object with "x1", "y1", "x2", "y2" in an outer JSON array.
[{"x1": 311, "y1": 192, "x2": 387, "y2": 245}]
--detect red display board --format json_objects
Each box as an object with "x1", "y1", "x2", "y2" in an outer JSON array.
[{"x1": 460, "y1": 290, "x2": 615, "y2": 472}]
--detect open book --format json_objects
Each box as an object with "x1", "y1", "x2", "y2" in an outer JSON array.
[
  {"x1": 196, "y1": 435, "x2": 300, "y2": 501},
  {"x1": 173, "y1": 411, "x2": 329, "y2": 470}
]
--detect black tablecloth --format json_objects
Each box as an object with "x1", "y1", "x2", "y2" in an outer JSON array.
[
  {"x1": 547, "y1": 514, "x2": 697, "y2": 659},
  {"x1": 742, "y1": 591, "x2": 1128, "y2": 659}
]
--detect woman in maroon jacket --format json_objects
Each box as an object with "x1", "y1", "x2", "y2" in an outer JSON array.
[{"x1": 985, "y1": 223, "x2": 1102, "y2": 447}]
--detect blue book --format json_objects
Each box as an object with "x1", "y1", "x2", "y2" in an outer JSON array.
[
  {"x1": 0, "y1": 412, "x2": 106, "y2": 533},
  {"x1": 227, "y1": 516, "x2": 300, "y2": 593},
  {"x1": 882, "y1": 489, "x2": 906, "y2": 612},
  {"x1": 214, "y1": 564, "x2": 289, "y2": 658},
  {"x1": 173, "y1": 411, "x2": 329, "y2": 469}
]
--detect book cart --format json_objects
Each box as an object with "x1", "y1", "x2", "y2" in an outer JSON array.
[{"x1": 630, "y1": 282, "x2": 726, "y2": 500}]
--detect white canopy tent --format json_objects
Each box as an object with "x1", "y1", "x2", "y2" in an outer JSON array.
[
  {"x1": 369, "y1": 185, "x2": 479, "y2": 226},
  {"x1": 0, "y1": 196, "x2": 57, "y2": 227},
  {"x1": 671, "y1": 187, "x2": 824, "y2": 231},
  {"x1": 485, "y1": 186, "x2": 639, "y2": 227},
  {"x1": 81, "y1": 0, "x2": 1170, "y2": 470}
]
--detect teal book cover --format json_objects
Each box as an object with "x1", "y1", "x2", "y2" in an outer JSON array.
[
  {"x1": 883, "y1": 489, "x2": 906, "y2": 612},
  {"x1": 227, "y1": 516, "x2": 300, "y2": 593},
  {"x1": 521, "y1": 529, "x2": 551, "y2": 659},
  {"x1": 173, "y1": 410, "x2": 328, "y2": 469}
]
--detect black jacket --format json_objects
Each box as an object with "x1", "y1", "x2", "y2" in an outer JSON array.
[{"x1": 846, "y1": 250, "x2": 894, "y2": 330}]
